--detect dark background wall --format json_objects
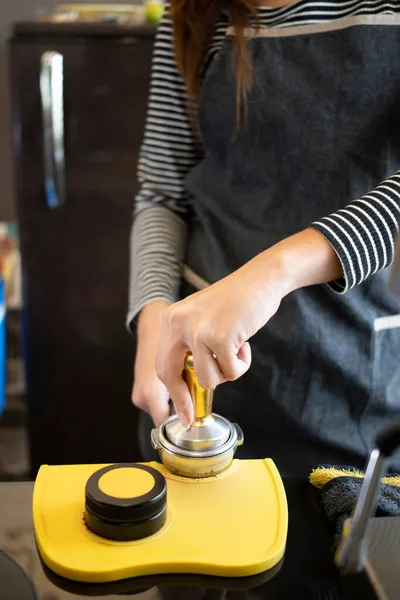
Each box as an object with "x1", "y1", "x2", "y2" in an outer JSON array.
[{"x1": 0, "y1": 0, "x2": 130, "y2": 220}]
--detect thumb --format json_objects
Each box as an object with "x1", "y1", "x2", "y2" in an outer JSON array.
[
  {"x1": 151, "y1": 403, "x2": 170, "y2": 428},
  {"x1": 149, "y1": 380, "x2": 171, "y2": 427},
  {"x1": 132, "y1": 374, "x2": 171, "y2": 428}
]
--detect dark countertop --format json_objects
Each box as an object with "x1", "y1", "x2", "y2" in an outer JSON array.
[{"x1": 0, "y1": 478, "x2": 354, "y2": 600}]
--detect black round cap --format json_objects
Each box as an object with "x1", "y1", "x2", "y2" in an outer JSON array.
[{"x1": 84, "y1": 463, "x2": 167, "y2": 541}]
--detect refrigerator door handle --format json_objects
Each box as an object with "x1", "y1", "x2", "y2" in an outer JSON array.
[{"x1": 40, "y1": 51, "x2": 66, "y2": 208}]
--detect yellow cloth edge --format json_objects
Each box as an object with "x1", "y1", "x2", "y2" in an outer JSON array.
[{"x1": 309, "y1": 467, "x2": 400, "y2": 489}]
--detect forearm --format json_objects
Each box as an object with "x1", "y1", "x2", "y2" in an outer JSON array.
[
  {"x1": 250, "y1": 170, "x2": 400, "y2": 298},
  {"x1": 127, "y1": 204, "x2": 188, "y2": 332},
  {"x1": 246, "y1": 228, "x2": 343, "y2": 299},
  {"x1": 270, "y1": 228, "x2": 343, "y2": 295}
]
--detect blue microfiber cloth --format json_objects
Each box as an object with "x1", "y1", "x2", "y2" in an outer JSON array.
[{"x1": 309, "y1": 466, "x2": 400, "y2": 547}]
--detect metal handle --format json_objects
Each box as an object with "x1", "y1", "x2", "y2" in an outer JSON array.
[
  {"x1": 336, "y1": 422, "x2": 400, "y2": 573},
  {"x1": 40, "y1": 51, "x2": 66, "y2": 208},
  {"x1": 182, "y1": 353, "x2": 214, "y2": 423}
]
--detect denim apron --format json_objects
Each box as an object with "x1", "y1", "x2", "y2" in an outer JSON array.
[{"x1": 140, "y1": 14, "x2": 400, "y2": 476}]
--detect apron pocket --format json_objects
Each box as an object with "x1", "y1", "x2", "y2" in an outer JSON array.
[{"x1": 372, "y1": 315, "x2": 400, "y2": 408}]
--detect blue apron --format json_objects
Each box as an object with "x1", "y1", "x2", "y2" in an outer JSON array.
[{"x1": 140, "y1": 14, "x2": 400, "y2": 476}]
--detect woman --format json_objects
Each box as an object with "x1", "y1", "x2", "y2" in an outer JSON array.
[{"x1": 128, "y1": 0, "x2": 400, "y2": 476}]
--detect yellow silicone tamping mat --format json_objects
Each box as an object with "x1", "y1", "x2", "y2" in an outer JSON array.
[{"x1": 33, "y1": 459, "x2": 288, "y2": 583}]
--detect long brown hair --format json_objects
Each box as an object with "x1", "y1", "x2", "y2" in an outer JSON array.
[{"x1": 169, "y1": 1, "x2": 258, "y2": 121}]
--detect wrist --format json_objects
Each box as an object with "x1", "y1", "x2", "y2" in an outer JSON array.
[
  {"x1": 138, "y1": 300, "x2": 170, "y2": 337},
  {"x1": 239, "y1": 248, "x2": 290, "y2": 304},
  {"x1": 249, "y1": 228, "x2": 343, "y2": 298}
]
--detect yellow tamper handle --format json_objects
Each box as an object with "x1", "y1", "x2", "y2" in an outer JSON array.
[
  {"x1": 183, "y1": 353, "x2": 214, "y2": 424},
  {"x1": 159, "y1": 352, "x2": 238, "y2": 462}
]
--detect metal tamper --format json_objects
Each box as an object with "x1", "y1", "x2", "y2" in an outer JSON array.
[{"x1": 151, "y1": 354, "x2": 243, "y2": 478}]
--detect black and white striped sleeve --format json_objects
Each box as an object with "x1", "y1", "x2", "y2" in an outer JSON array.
[
  {"x1": 312, "y1": 171, "x2": 400, "y2": 293},
  {"x1": 127, "y1": 9, "x2": 201, "y2": 331}
]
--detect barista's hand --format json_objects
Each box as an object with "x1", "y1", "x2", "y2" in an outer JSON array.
[
  {"x1": 156, "y1": 229, "x2": 343, "y2": 428},
  {"x1": 156, "y1": 258, "x2": 285, "y2": 428},
  {"x1": 132, "y1": 300, "x2": 171, "y2": 426}
]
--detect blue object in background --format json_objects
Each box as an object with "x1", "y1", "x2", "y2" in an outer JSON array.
[{"x1": 0, "y1": 277, "x2": 7, "y2": 418}]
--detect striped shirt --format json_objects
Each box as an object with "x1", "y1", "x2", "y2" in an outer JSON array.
[{"x1": 127, "y1": 0, "x2": 400, "y2": 330}]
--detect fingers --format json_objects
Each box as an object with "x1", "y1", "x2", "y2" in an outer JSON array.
[
  {"x1": 156, "y1": 341, "x2": 252, "y2": 428},
  {"x1": 151, "y1": 399, "x2": 171, "y2": 428},
  {"x1": 237, "y1": 341, "x2": 252, "y2": 371},
  {"x1": 156, "y1": 306, "x2": 195, "y2": 428},
  {"x1": 208, "y1": 342, "x2": 251, "y2": 383},
  {"x1": 131, "y1": 377, "x2": 170, "y2": 427},
  {"x1": 156, "y1": 347, "x2": 195, "y2": 429},
  {"x1": 167, "y1": 377, "x2": 194, "y2": 429},
  {"x1": 191, "y1": 343, "x2": 224, "y2": 390},
  {"x1": 194, "y1": 330, "x2": 252, "y2": 385},
  {"x1": 155, "y1": 304, "x2": 252, "y2": 429}
]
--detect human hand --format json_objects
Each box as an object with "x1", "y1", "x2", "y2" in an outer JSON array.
[
  {"x1": 156, "y1": 255, "x2": 286, "y2": 428},
  {"x1": 132, "y1": 300, "x2": 171, "y2": 426},
  {"x1": 156, "y1": 228, "x2": 343, "y2": 428}
]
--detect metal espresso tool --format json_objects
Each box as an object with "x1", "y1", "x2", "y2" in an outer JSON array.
[{"x1": 151, "y1": 353, "x2": 243, "y2": 478}]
